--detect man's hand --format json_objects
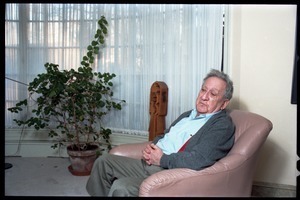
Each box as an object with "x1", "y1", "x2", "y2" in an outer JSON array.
[{"x1": 142, "y1": 143, "x2": 163, "y2": 166}]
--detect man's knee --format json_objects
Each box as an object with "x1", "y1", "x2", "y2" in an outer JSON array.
[
  {"x1": 92, "y1": 153, "x2": 111, "y2": 168},
  {"x1": 108, "y1": 178, "x2": 140, "y2": 197}
]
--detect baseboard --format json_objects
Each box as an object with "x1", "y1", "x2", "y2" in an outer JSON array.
[
  {"x1": 253, "y1": 181, "x2": 296, "y2": 190},
  {"x1": 252, "y1": 181, "x2": 296, "y2": 197}
]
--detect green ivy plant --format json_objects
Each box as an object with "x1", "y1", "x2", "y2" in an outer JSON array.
[{"x1": 8, "y1": 16, "x2": 125, "y2": 151}]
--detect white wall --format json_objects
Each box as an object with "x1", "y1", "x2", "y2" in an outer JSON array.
[{"x1": 226, "y1": 4, "x2": 298, "y2": 186}]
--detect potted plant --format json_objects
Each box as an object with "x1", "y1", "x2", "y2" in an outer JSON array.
[{"x1": 7, "y1": 15, "x2": 125, "y2": 176}]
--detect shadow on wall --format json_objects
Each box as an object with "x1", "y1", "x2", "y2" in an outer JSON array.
[
  {"x1": 227, "y1": 97, "x2": 247, "y2": 111},
  {"x1": 254, "y1": 138, "x2": 289, "y2": 184},
  {"x1": 228, "y1": 98, "x2": 280, "y2": 184}
]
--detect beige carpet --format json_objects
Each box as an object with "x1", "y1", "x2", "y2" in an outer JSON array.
[{"x1": 5, "y1": 157, "x2": 90, "y2": 196}]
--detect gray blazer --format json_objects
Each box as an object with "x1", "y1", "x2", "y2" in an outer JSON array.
[{"x1": 153, "y1": 109, "x2": 235, "y2": 170}]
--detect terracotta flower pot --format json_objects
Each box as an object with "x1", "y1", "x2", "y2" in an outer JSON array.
[{"x1": 67, "y1": 144, "x2": 99, "y2": 176}]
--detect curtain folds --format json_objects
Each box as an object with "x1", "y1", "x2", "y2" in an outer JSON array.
[{"x1": 5, "y1": 4, "x2": 226, "y2": 134}]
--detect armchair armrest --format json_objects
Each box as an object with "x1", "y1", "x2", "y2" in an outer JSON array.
[
  {"x1": 139, "y1": 154, "x2": 253, "y2": 197},
  {"x1": 139, "y1": 167, "x2": 237, "y2": 197}
]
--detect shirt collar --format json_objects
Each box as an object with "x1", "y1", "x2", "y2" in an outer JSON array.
[{"x1": 189, "y1": 108, "x2": 221, "y2": 120}]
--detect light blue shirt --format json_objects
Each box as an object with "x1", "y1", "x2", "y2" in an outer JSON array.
[{"x1": 156, "y1": 109, "x2": 219, "y2": 155}]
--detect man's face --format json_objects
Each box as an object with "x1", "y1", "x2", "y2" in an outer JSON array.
[{"x1": 196, "y1": 77, "x2": 229, "y2": 114}]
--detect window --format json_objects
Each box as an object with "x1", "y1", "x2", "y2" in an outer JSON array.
[{"x1": 5, "y1": 4, "x2": 226, "y2": 135}]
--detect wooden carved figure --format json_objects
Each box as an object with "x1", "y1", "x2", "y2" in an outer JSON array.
[{"x1": 148, "y1": 81, "x2": 168, "y2": 141}]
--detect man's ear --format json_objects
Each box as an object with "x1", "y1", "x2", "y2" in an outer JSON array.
[{"x1": 221, "y1": 99, "x2": 230, "y2": 110}]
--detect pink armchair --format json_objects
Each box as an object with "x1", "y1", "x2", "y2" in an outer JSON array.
[{"x1": 109, "y1": 109, "x2": 273, "y2": 197}]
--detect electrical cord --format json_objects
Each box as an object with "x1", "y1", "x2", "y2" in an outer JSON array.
[
  {"x1": 5, "y1": 76, "x2": 28, "y2": 168},
  {"x1": 6, "y1": 76, "x2": 71, "y2": 159}
]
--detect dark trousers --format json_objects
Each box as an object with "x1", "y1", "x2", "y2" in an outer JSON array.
[{"x1": 86, "y1": 153, "x2": 164, "y2": 196}]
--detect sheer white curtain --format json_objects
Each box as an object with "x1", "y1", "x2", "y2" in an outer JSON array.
[{"x1": 5, "y1": 4, "x2": 226, "y2": 135}]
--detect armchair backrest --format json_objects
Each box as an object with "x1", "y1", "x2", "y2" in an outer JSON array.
[
  {"x1": 227, "y1": 109, "x2": 273, "y2": 159},
  {"x1": 208, "y1": 109, "x2": 274, "y2": 196}
]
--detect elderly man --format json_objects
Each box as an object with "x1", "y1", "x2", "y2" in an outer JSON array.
[{"x1": 86, "y1": 69, "x2": 235, "y2": 196}]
